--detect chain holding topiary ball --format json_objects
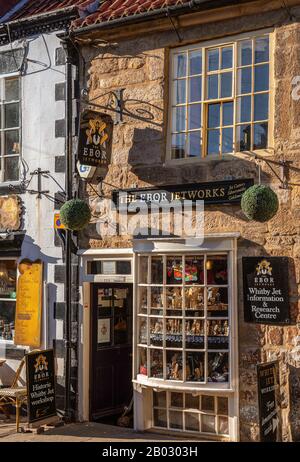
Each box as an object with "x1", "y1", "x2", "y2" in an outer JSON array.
[
  {"x1": 60, "y1": 199, "x2": 91, "y2": 231},
  {"x1": 241, "y1": 184, "x2": 279, "y2": 222}
]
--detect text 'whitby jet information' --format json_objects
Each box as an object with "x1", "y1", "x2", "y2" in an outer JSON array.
[
  {"x1": 243, "y1": 257, "x2": 290, "y2": 324},
  {"x1": 257, "y1": 361, "x2": 281, "y2": 442},
  {"x1": 26, "y1": 349, "x2": 57, "y2": 423}
]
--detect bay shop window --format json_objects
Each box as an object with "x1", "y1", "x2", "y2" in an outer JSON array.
[
  {"x1": 169, "y1": 31, "x2": 272, "y2": 160},
  {"x1": 134, "y1": 248, "x2": 238, "y2": 438},
  {"x1": 0, "y1": 259, "x2": 17, "y2": 342}
]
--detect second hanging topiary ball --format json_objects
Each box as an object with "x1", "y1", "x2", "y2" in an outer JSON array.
[
  {"x1": 241, "y1": 184, "x2": 279, "y2": 222},
  {"x1": 60, "y1": 199, "x2": 91, "y2": 231}
]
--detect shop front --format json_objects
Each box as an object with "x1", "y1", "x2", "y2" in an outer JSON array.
[{"x1": 79, "y1": 235, "x2": 239, "y2": 440}]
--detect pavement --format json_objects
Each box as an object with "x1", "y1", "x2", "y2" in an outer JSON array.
[{"x1": 0, "y1": 417, "x2": 207, "y2": 442}]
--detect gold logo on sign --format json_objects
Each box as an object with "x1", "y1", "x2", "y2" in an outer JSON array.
[
  {"x1": 34, "y1": 354, "x2": 48, "y2": 373},
  {"x1": 86, "y1": 117, "x2": 108, "y2": 146},
  {"x1": 256, "y1": 259, "x2": 272, "y2": 276}
]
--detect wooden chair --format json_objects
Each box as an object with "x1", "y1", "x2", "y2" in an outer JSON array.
[{"x1": 0, "y1": 356, "x2": 27, "y2": 432}]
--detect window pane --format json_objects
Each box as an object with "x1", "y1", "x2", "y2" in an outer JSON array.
[
  {"x1": 171, "y1": 133, "x2": 186, "y2": 159},
  {"x1": 187, "y1": 131, "x2": 201, "y2": 158},
  {"x1": 254, "y1": 93, "x2": 269, "y2": 121},
  {"x1": 222, "y1": 128, "x2": 233, "y2": 154},
  {"x1": 201, "y1": 395, "x2": 215, "y2": 412},
  {"x1": 171, "y1": 392, "x2": 183, "y2": 408},
  {"x1": 174, "y1": 53, "x2": 187, "y2": 78},
  {"x1": 254, "y1": 64, "x2": 269, "y2": 92},
  {"x1": 189, "y1": 76, "x2": 202, "y2": 102},
  {"x1": 5, "y1": 79, "x2": 19, "y2": 101},
  {"x1": 186, "y1": 352, "x2": 205, "y2": 382},
  {"x1": 4, "y1": 156, "x2": 19, "y2": 182},
  {"x1": 139, "y1": 287, "x2": 148, "y2": 314},
  {"x1": 237, "y1": 95, "x2": 251, "y2": 123},
  {"x1": 217, "y1": 397, "x2": 229, "y2": 415},
  {"x1": 0, "y1": 260, "x2": 17, "y2": 298},
  {"x1": 151, "y1": 287, "x2": 163, "y2": 315},
  {"x1": 255, "y1": 37, "x2": 269, "y2": 63},
  {"x1": 208, "y1": 74, "x2": 218, "y2": 99},
  {"x1": 154, "y1": 409, "x2": 167, "y2": 427},
  {"x1": 153, "y1": 391, "x2": 166, "y2": 407},
  {"x1": 169, "y1": 411, "x2": 183, "y2": 429},
  {"x1": 185, "y1": 413, "x2": 200, "y2": 432},
  {"x1": 202, "y1": 414, "x2": 216, "y2": 433},
  {"x1": 188, "y1": 104, "x2": 201, "y2": 130},
  {"x1": 253, "y1": 122, "x2": 268, "y2": 149},
  {"x1": 138, "y1": 318, "x2": 147, "y2": 344},
  {"x1": 207, "y1": 287, "x2": 228, "y2": 317},
  {"x1": 172, "y1": 106, "x2": 186, "y2": 132},
  {"x1": 237, "y1": 67, "x2": 252, "y2": 94},
  {"x1": 186, "y1": 394, "x2": 200, "y2": 410},
  {"x1": 0, "y1": 49, "x2": 24, "y2": 74},
  {"x1": 150, "y1": 318, "x2": 163, "y2": 347},
  {"x1": 5, "y1": 130, "x2": 20, "y2": 155},
  {"x1": 0, "y1": 301, "x2": 16, "y2": 341},
  {"x1": 151, "y1": 257, "x2": 163, "y2": 284},
  {"x1": 238, "y1": 40, "x2": 252, "y2": 66},
  {"x1": 166, "y1": 318, "x2": 182, "y2": 348},
  {"x1": 207, "y1": 129, "x2": 220, "y2": 155},
  {"x1": 189, "y1": 50, "x2": 202, "y2": 75},
  {"x1": 208, "y1": 48, "x2": 219, "y2": 71},
  {"x1": 185, "y1": 319, "x2": 204, "y2": 349},
  {"x1": 138, "y1": 348, "x2": 147, "y2": 375},
  {"x1": 150, "y1": 349, "x2": 163, "y2": 378},
  {"x1": 236, "y1": 124, "x2": 251, "y2": 151},
  {"x1": 174, "y1": 79, "x2": 186, "y2": 104},
  {"x1": 167, "y1": 351, "x2": 183, "y2": 381},
  {"x1": 220, "y1": 72, "x2": 232, "y2": 98},
  {"x1": 208, "y1": 103, "x2": 220, "y2": 128},
  {"x1": 207, "y1": 320, "x2": 229, "y2": 350},
  {"x1": 166, "y1": 257, "x2": 183, "y2": 284},
  {"x1": 184, "y1": 256, "x2": 204, "y2": 284},
  {"x1": 219, "y1": 416, "x2": 229, "y2": 435},
  {"x1": 166, "y1": 287, "x2": 183, "y2": 312},
  {"x1": 207, "y1": 256, "x2": 228, "y2": 284},
  {"x1": 5, "y1": 103, "x2": 19, "y2": 128},
  {"x1": 185, "y1": 287, "x2": 204, "y2": 317},
  {"x1": 222, "y1": 102, "x2": 233, "y2": 126},
  {"x1": 208, "y1": 352, "x2": 229, "y2": 382},
  {"x1": 221, "y1": 47, "x2": 232, "y2": 69}
]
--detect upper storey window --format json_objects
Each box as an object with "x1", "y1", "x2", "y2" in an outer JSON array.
[{"x1": 169, "y1": 33, "x2": 271, "y2": 160}]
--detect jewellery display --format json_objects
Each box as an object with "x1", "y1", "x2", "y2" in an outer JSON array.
[
  {"x1": 207, "y1": 287, "x2": 228, "y2": 316},
  {"x1": 139, "y1": 319, "x2": 147, "y2": 344},
  {"x1": 150, "y1": 318, "x2": 163, "y2": 346},
  {"x1": 166, "y1": 319, "x2": 182, "y2": 347},
  {"x1": 166, "y1": 287, "x2": 182, "y2": 310},
  {"x1": 208, "y1": 352, "x2": 229, "y2": 382},
  {"x1": 186, "y1": 352, "x2": 205, "y2": 382},
  {"x1": 207, "y1": 320, "x2": 229, "y2": 349},
  {"x1": 150, "y1": 349, "x2": 163, "y2": 378},
  {"x1": 185, "y1": 287, "x2": 204, "y2": 310}
]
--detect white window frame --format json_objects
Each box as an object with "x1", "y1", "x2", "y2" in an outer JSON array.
[
  {"x1": 0, "y1": 73, "x2": 21, "y2": 184},
  {"x1": 166, "y1": 28, "x2": 274, "y2": 164},
  {"x1": 133, "y1": 236, "x2": 239, "y2": 441}
]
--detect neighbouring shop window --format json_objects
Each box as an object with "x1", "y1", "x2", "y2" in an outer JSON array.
[
  {"x1": 152, "y1": 391, "x2": 229, "y2": 435},
  {"x1": 0, "y1": 49, "x2": 24, "y2": 75},
  {"x1": 87, "y1": 260, "x2": 131, "y2": 275},
  {"x1": 170, "y1": 33, "x2": 270, "y2": 159},
  {"x1": 137, "y1": 254, "x2": 230, "y2": 384},
  {"x1": 0, "y1": 77, "x2": 21, "y2": 182},
  {"x1": 0, "y1": 259, "x2": 17, "y2": 342}
]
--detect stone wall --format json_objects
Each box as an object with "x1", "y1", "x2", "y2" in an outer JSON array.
[{"x1": 79, "y1": 6, "x2": 300, "y2": 441}]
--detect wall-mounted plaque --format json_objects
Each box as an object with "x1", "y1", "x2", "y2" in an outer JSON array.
[
  {"x1": 14, "y1": 259, "x2": 43, "y2": 347},
  {"x1": 0, "y1": 195, "x2": 22, "y2": 231},
  {"x1": 26, "y1": 349, "x2": 57, "y2": 424},
  {"x1": 257, "y1": 361, "x2": 281, "y2": 442},
  {"x1": 78, "y1": 111, "x2": 112, "y2": 168},
  {"x1": 243, "y1": 257, "x2": 290, "y2": 324}
]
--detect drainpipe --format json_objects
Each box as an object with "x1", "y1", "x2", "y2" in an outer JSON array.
[{"x1": 61, "y1": 36, "x2": 74, "y2": 423}]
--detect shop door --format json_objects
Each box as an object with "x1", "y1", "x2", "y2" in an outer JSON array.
[{"x1": 90, "y1": 283, "x2": 133, "y2": 420}]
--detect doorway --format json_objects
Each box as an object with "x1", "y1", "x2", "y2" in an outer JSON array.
[{"x1": 90, "y1": 283, "x2": 133, "y2": 422}]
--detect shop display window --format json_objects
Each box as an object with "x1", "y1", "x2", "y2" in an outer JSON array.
[
  {"x1": 0, "y1": 260, "x2": 17, "y2": 342},
  {"x1": 137, "y1": 253, "x2": 230, "y2": 385},
  {"x1": 152, "y1": 391, "x2": 229, "y2": 436}
]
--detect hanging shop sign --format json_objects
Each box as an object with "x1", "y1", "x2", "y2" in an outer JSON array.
[
  {"x1": 26, "y1": 349, "x2": 57, "y2": 423},
  {"x1": 14, "y1": 259, "x2": 43, "y2": 348},
  {"x1": 0, "y1": 195, "x2": 22, "y2": 231},
  {"x1": 113, "y1": 178, "x2": 254, "y2": 207},
  {"x1": 76, "y1": 161, "x2": 96, "y2": 179},
  {"x1": 257, "y1": 361, "x2": 281, "y2": 442},
  {"x1": 78, "y1": 111, "x2": 112, "y2": 168},
  {"x1": 243, "y1": 256, "x2": 290, "y2": 324}
]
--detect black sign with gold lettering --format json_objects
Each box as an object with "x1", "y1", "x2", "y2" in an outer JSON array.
[
  {"x1": 26, "y1": 349, "x2": 57, "y2": 423},
  {"x1": 257, "y1": 361, "x2": 281, "y2": 442},
  {"x1": 243, "y1": 257, "x2": 290, "y2": 324},
  {"x1": 78, "y1": 111, "x2": 112, "y2": 168},
  {"x1": 113, "y1": 178, "x2": 254, "y2": 207}
]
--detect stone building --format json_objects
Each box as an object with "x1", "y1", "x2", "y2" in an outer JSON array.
[{"x1": 70, "y1": 0, "x2": 300, "y2": 442}]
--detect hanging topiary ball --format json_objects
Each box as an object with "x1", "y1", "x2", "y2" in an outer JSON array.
[
  {"x1": 241, "y1": 184, "x2": 279, "y2": 222},
  {"x1": 60, "y1": 199, "x2": 91, "y2": 231}
]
